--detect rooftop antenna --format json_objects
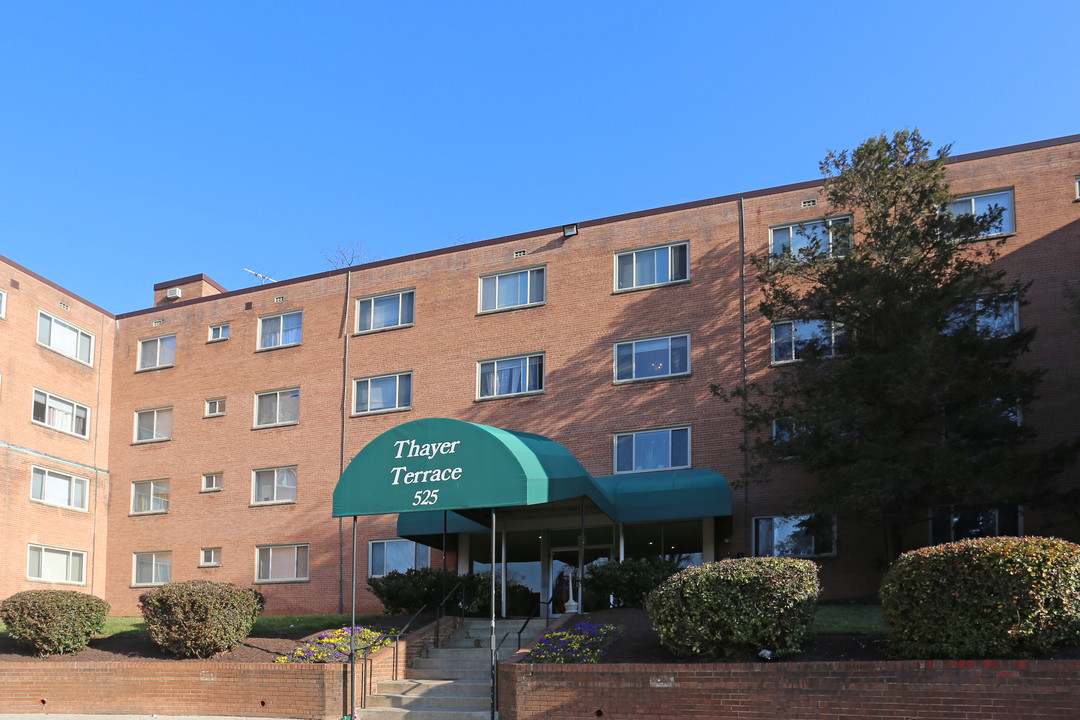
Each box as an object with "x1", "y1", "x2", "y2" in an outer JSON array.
[{"x1": 243, "y1": 268, "x2": 276, "y2": 284}]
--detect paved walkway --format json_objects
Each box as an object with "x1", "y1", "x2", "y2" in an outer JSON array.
[{"x1": 0, "y1": 716, "x2": 289, "y2": 720}]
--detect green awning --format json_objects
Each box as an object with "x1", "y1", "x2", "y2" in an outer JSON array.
[
  {"x1": 592, "y1": 469, "x2": 732, "y2": 523},
  {"x1": 333, "y1": 417, "x2": 615, "y2": 518}
]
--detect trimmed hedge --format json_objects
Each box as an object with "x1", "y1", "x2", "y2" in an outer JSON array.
[
  {"x1": 645, "y1": 557, "x2": 819, "y2": 658},
  {"x1": 584, "y1": 557, "x2": 682, "y2": 609},
  {"x1": 0, "y1": 590, "x2": 109, "y2": 657},
  {"x1": 881, "y1": 536, "x2": 1080, "y2": 659},
  {"x1": 139, "y1": 581, "x2": 264, "y2": 658}
]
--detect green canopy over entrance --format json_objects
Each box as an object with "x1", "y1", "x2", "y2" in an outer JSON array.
[{"x1": 333, "y1": 417, "x2": 615, "y2": 518}]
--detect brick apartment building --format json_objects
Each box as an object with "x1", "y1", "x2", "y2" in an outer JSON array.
[{"x1": 2, "y1": 135, "x2": 1078, "y2": 617}]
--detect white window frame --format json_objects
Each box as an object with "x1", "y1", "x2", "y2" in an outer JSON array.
[
  {"x1": 133, "y1": 551, "x2": 172, "y2": 586},
  {"x1": 354, "y1": 372, "x2": 412, "y2": 415},
  {"x1": 479, "y1": 267, "x2": 545, "y2": 313},
  {"x1": 256, "y1": 543, "x2": 309, "y2": 583},
  {"x1": 27, "y1": 544, "x2": 86, "y2": 585},
  {"x1": 946, "y1": 297, "x2": 1018, "y2": 338},
  {"x1": 947, "y1": 189, "x2": 1015, "y2": 236},
  {"x1": 615, "y1": 241, "x2": 689, "y2": 291},
  {"x1": 30, "y1": 465, "x2": 89, "y2": 511},
  {"x1": 200, "y1": 547, "x2": 222, "y2": 567},
  {"x1": 205, "y1": 398, "x2": 226, "y2": 417},
  {"x1": 770, "y1": 216, "x2": 851, "y2": 259},
  {"x1": 0, "y1": 288, "x2": 6, "y2": 319},
  {"x1": 138, "y1": 334, "x2": 177, "y2": 371},
  {"x1": 252, "y1": 466, "x2": 298, "y2": 505},
  {"x1": 614, "y1": 334, "x2": 690, "y2": 382},
  {"x1": 208, "y1": 323, "x2": 230, "y2": 342},
  {"x1": 477, "y1": 353, "x2": 544, "y2": 399},
  {"x1": 131, "y1": 479, "x2": 170, "y2": 515},
  {"x1": 357, "y1": 290, "x2": 415, "y2": 333},
  {"x1": 134, "y1": 406, "x2": 173, "y2": 443},
  {"x1": 254, "y1": 388, "x2": 300, "y2": 428},
  {"x1": 753, "y1": 514, "x2": 836, "y2": 557},
  {"x1": 614, "y1": 426, "x2": 691, "y2": 474},
  {"x1": 258, "y1": 310, "x2": 303, "y2": 350},
  {"x1": 368, "y1": 538, "x2": 431, "y2": 577},
  {"x1": 32, "y1": 388, "x2": 90, "y2": 438},
  {"x1": 37, "y1": 310, "x2": 94, "y2": 366},
  {"x1": 202, "y1": 472, "x2": 223, "y2": 492},
  {"x1": 770, "y1": 320, "x2": 846, "y2": 364}
]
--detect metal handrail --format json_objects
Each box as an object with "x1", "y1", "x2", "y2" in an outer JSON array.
[
  {"x1": 516, "y1": 598, "x2": 554, "y2": 650},
  {"x1": 390, "y1": 604, "x2": 430, "y2": 681},
  {"x1": 434, "y1": 579, "x2": 465, "y2": 648},
  {"x1": 353, "y1": 633, "x2": 394, "y2": 711}
]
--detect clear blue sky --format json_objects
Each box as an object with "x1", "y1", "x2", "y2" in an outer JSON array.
[{"x1": 2, "y1": 1, "x2": 1076, "y2": 314}]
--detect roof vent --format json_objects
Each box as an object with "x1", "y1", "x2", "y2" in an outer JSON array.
[
  {"x1": 59, "y1": 301, "x2": 70, "y2": 311},
  {"x1": 274, "y1": 295, "x2": 285, "y2": 303},
  {"x1": 802, "y1": 199, "x2": 818, "y2": 208},
  {"x1": 513, "y1": 250, "x2": 527, "y2": 258}
]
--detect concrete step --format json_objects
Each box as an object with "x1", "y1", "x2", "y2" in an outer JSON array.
[
  {"x1": 364, "y1": 692, "x2": 488, "y2": 711},
  {"x1": 356, "y1": 710, "x2": 490, "y2": 720},
  {"x1": 421, "y1": 646, "x2": 492, "y2": 659},
  {"x1": 406, "y1": 667, "x2": 491, "y2": 681},
  {"x1": 375, "y1": 679, "x2": 489, "y2": 698},
  {"x1": 413, "y1": 656, "x2": 489, "y2": 671}
]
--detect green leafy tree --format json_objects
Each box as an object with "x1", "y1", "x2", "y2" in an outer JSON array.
[{"x1": 717, "y1": 130, "x2": 1078, "y2": 559}]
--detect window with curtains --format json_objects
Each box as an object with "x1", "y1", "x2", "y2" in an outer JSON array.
[
  {"x1": 478, "y1": 354, "x2": 544, "y2": 399},
  {"x1": 357, "y1": 290, "x2": 414, "y2": 333},
  {"x1": 614, "y1": 427, "x2": 690, "y2": 473},
  {"x1": 255, "y1": 388, "x2": 299, "y2": 427},
  {"x1": 131, "y1": 479, "x2": 169, "y2": 514},
  {"x1": 256, "y1": 544, "x2": 309, "y2": 582},
  {"x1": 32, "y1": 388, "x2": 90, "y2": 438},
  {"x1": 259, "y1": 310, "x2": 303, "y2": 349},
  {"x1": 252, "y1": 466, "x2": 298, "y2": 504},
  {"x1": 354, "y1": 372, "x2": 412, "y2": 414},
  {"x1": 614, "y1": 334, "x2": 690, "y2": 382},
  {"x1": 138, "y1": 335, "x2": 176, "y2": 370},
  {"x1": 135, "y1": 407, "x2": 173, "y2": 442},
  {"x1": 133, "y1": 551, "x2": 171, "y2": 585}
]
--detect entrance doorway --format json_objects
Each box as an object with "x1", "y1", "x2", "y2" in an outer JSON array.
[{"x1": 550, "y1": 545, "x2": 610, "y2": 613}]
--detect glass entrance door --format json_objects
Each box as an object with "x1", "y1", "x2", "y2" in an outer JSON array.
[{"x1": 550, "y1": 546, "x2": 610, "y2": 613}]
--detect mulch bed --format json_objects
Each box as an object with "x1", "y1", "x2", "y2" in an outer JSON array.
[{"x1": 3, "y1": 608, "x2": 1078, "y2": 664}]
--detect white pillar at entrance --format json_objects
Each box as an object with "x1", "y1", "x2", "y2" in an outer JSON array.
[{"x1": 617, "y1": 523, "x2": 625, "y2": 561}]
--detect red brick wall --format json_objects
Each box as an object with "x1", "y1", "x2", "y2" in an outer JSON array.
[{"x1": 498, "y1": 659, "x2": 1080, "y2": 720}]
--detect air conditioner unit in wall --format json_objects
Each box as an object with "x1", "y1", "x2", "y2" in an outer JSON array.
[{"x1": 166, "y1": 288, "x2": 182, "y2": 299}]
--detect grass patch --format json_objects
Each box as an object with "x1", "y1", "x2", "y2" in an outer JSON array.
[{"x1": 810, "y1": 604, "x2": 885, "y2": 635}]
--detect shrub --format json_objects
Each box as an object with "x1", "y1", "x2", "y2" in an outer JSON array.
[
  {"x1": 880, "y1": 536, "x2": 1080, "y2": 659},
  {"x1": 139, "y1": 580, "x2": 263, "y2": 658},
  {"x1": 0, "y1": 590, "x2": 109, "y2": 657},
  {"x1": 524, "y1": 622, "x2": 622, "y2": 664},
  {"x1": 367, "y1": 568, "x2": 454, "y2": 614},
  {"x1": 585, "y1": 556, "x2": 682, "y2": 609},
  {"x1": 645, "y1": 557, "x2": 819, "y2": 658},
  {"x1": 275, "y1": 625, "x2": 395, "y2": 663}
]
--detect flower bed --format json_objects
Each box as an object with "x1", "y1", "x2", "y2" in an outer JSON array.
[{"x1": 524, "y1": 622, "x2": 622, "y2": 664}]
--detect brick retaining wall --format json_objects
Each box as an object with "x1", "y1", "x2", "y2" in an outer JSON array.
[{"x1": 498, "y1": 658, "x2": 1080, "y2": 720}]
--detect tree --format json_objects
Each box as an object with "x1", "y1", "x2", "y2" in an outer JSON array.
[{"x1": 717, "y1": 130, "x2": 1078, "y2": 560}]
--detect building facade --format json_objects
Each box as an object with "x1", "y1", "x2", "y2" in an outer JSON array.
[{"x1": 2, "y1": 135, "x2": 1078, "y2": 616}]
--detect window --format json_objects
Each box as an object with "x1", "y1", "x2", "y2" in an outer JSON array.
[
  {"x1": 754, "y1": 514, "x2": 835, "y2": 557},
  {"x1": 770, "y1": 217, "x2": 851, "y2": 258},
  {"x1": 771, "y1": 321, "x2": 847, "y2": 363},
  {"x1": 135, "y1": 407, "x2": 173, "y2": 442},
  {"x1": 200, "y1": 548, "x2": 222, "y2": 567},
  {"x1": 615, "y1": 334, "x2": 689, "y2": 382},
  {"x1": 947, "y1": 190, "x2": 1015, "y2": 236},
  {"x1": 945, "y1": 297, "x2": 1017, "y2": 338},
  {"x1": 615, "y1": 427, "x2": 690, "y2": 473},
  {"x1": 259, "y1": 310, "x2": 303, "y2": 349},
  {"x1": 480, "y1": 267, "x2": 545, "y2": 312},
  {"x1": 209, "y1": 323, "x2": 230, "y2": 342},
  {"x1": 27, "y1": 544, "x2": 85, "y2": 584},
  {"x1": 134, "y1": 551, "x2": 172, "y2": 585},
  {"x1": 931, "y1": 505, "x2": 1020, "y2": 545},
  {"x1": 256, "y1": 544, "x2": 309, "y2": 582},
  {"x1": 202, "y1": 472, "x2": 223, "y2": 492},
  {"x1": 37, "y1": 311, "x2": 94, "y2": 365},
  {"x1": 478, "y1": 354, "x2": 544, "y2": 398},
  {"x1": 31, "y1": 466, "x2": 88, "y2": 511},
  {"x1": 205, "y1": 398, "x2": 226, "y2": 417},
  {"x1": 369, "y1": 539, "x2": 430, "y2": 577},
  {"x1": 32, "y1": 388, "x2": 90, "y2": 438},
  {"x1": 357, "y1": 290, "x2": 414, "y2": 332},
  {"x1": 354, "y1": 373, "x2": 412, "y2": 414},
  {"x1": 0, "y1": 288, "x2": 6, "y2": 319},
  {"x1": 253, "y1": 466, "x2": 297, "y2": 504},
  {"x1": 255, "y1": 388, "x2": 299, "y2": 427},
  {"x1": 616, "y1": 242, "x2": 689, "y2": 290},
  {"x1": 131, "y1": 479, "x2": 169, "y2": 514},
  {"x1": 139, "y1": 335, "x2": 176, "y2": 370}
]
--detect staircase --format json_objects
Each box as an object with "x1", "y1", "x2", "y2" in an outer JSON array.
[{"x1": 357, "y1": 617, "x2": 548, "y2": 720}]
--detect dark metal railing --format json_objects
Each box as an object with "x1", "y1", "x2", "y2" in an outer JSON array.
[{"x1": 434, "y1": 578, "x2": 465, "y2": 648}]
